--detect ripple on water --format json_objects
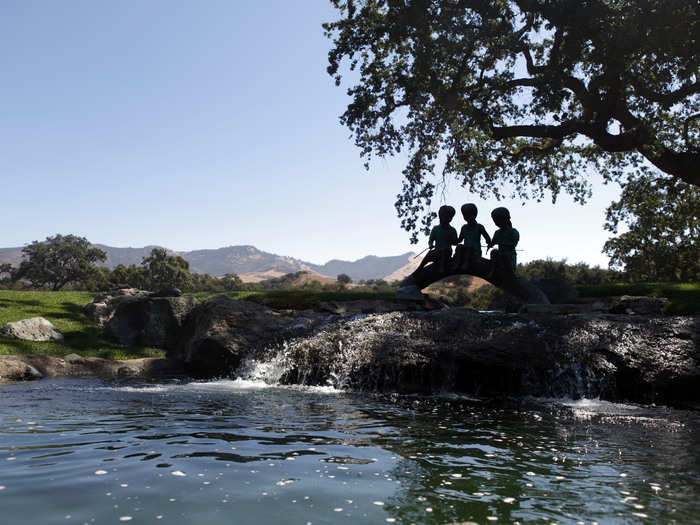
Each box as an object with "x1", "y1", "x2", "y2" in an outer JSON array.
[{"x1": 0, "y1": 379, "x2": 698, "y2": 525}]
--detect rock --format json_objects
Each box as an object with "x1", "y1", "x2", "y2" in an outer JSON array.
[
  {"x1": 317, "y1": 299, "x2": 431, "y2": 315},
  {"x1": 0, "y1": 357, "x2": 43, "y2": 382},
  {"x1": 519, "y1": 303, "x2": 597, "y2": 315},
  {"x1": 605, "y1": 295, "x2": 670, "y2": 315},
  {"x1": 104, "y1": 295, "x2": 198, "y2": 348},
  {"x1": 278, "y1": 309, "x2": 700, "y2": 405},
  {"x1": 170, "y1": 295, "x2": 319, "y2": 378},
  {"x1": 152, "y1": 287, "x2": 183, "y2": 298},
  {"x1": 0, "y1": 355, "x2": 184, "y2": 381},
  {"x1": 519, "y1": 296, "x2": 671, "y2": 316},
  {"x1": 1, "y1": 317, "x2": 64, "y2": 342},
  {"x1": 531, "y1": 277, "x2": 579, "y2": 304},
  {"x1": 84, "y1": 289, "x2": 153, "y2": 326}
]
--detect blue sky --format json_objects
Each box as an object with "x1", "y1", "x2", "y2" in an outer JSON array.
[{"x1": 1, "y1": 0, "x2": 620, "y2": 266}]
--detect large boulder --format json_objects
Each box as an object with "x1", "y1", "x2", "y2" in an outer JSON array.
[
  {"x1": 170, "y1": 295, "x2": 321, "y2": 378},
  {"x1": 1, "y1": 317, "x2": 64, "y2": 342},
  {"x1": 104, "y1": 295, "x2": 198, "y2": 349},
  {"x1": 84, "y1": 288, "x2": 153, "y2": 326}
]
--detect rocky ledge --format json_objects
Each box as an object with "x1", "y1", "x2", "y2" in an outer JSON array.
[
  {"x1": 276, "y1": 309, "x2": 699, "y2": 406},
  {"x1": 0, "y1": 354, "x2": 183, "y2": 384},
  {"x1": 2, "y1": 289, "x2": 697, "y2": 407}
]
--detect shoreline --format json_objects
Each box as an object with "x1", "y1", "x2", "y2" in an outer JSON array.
[{"x1": 0, "y1": 354, "x2": 184, "y2": 383}]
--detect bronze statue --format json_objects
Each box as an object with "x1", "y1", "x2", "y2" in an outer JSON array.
[
  {"x1": 416, "y1": 205, "x2": 458, "y2": 274},
  {"x1": 453, "y1": 203, "x2": 491, "y2": 271},
  {"x1": 399, "y1": 205, "x2": 547, "y2": 304},
  {"x1": 488, "y1": 207, "x2": 519, "y2": 276}
]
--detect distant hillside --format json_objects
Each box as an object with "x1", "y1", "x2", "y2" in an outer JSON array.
[
  {"x1": 183, "y1": 245, "x2": 315, "y2": 276},
  {"x1": 93, "y1": 244, "x2": 169, "y2": 268},
  {"x1": 383, "y1": 255, "x2": 421, "y2": 283},
  {"x1": 0, "y1": 243, "x2": 415, "y2": 282},
  {"x1": 0, "y1": 247, "x2": 23, "y2": 268},
  {"x1": 308, "y1": 253, "x2": 415, "y2": 282}
]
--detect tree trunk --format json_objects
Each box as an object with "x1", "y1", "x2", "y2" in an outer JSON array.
[{"x1": 397, "y1": 256, "x2": 549, "y2": 304}]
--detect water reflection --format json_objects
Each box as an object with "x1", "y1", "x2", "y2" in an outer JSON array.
[{"x1": 0, "y1": 379, "x2": 698, "y2": 525}]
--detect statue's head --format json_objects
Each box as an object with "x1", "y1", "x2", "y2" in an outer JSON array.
[
  {"x1": 438, "y1": 205, "x2": 456, "y2": 224},
  {"x1": 491, "y1": 207, "x2": 512, "y2": 228},
  {"x1": 461, "y1": 203, "x2": 478, "y2": 221}
]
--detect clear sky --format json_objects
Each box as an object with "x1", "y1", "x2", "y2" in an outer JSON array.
[{"x1": 1, "y1": 0, "x2": 620, "y2": 267}]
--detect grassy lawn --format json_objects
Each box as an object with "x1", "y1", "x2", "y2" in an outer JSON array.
[
  {"x1": 575, "y1": 282, "x2": 700, "y2": 315},
  {"x1": 0, "y1": 290, "x2": 165, "y2": 359},
  {"x1": 192, "y1": 289, "x2": 398, "y2": 310}
]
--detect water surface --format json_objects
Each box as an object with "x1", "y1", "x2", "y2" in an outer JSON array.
[{"x1": 1, "y1": 378, "x2": 698, "y2": 524}]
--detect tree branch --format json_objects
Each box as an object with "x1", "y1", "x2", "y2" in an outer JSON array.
[{"x1": 631, "y1": 79, "x2": 700, "y2": 109}]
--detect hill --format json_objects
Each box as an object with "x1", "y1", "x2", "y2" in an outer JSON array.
[
  {"x1": 307, "y1": 253, "x2": 415, "y2": 282},
  {"x1": 0, "y1": 244, "x2": 415, "y2": 282}
]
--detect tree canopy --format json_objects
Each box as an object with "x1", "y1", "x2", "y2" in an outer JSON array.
[
  {"x1": 141, "y1": 248, "x2": 193, "y2": 292},
  {"x1": 325, "y1": 0, "x2": 700, "y2": 240},
  {"x1": 603, "y1": 174, "x2": 700, "y2": 281},
  {"x1": 14, "y1": 234, "x2": 107, "y2": 291}
]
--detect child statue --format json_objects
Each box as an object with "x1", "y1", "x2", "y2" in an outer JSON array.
[
  {"x1": 488, "y1": 207, "x2": 519, "y2": 275},
  {"x1": 453, "y1": 203, "x2": 491, "y2": 271},
  {"x1": 416, "y1": 205, "x2": 458, "y2": 274}
]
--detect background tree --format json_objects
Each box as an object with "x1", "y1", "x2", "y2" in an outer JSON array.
[
  {"x1": 603, "y1": 174, "x2": 700, "y2": 281},
  {"x1": 141, "y1": 248, "x2": 193, "y2": 291},
  {"x1": 325, "y1": 0, "x2": 700, "y2": 240},
  {"x1": 220, "y1": 273, "x2": 244, "y2": 291},
  {"x1": 337, "y1": 273, "x2": 353, "y2": 284},
  {"x1": 0, "y1": 263, "x2": 13, "y2": 288},
  {"x1": 14, "y1": 234, "x2": 107, "y2": 290}
]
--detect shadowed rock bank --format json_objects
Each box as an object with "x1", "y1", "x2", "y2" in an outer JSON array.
[
  {"x1": 0, "y1": 354, "x2": 183, "y2": 383},
  {"x1": 3, "y1": 290, "x2": 697, "y2": 407},
  {"x1": 277, "y1": 310, "x2": 699, "y2": 406}
]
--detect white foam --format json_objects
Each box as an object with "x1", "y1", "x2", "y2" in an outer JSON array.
[{"x1": 104, "y1": 378, "x2": 343, "y2": 395}]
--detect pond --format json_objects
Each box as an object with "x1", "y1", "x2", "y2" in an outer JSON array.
[{"x1": 1, "y1": 378, "x2": 699, "y2": 524}]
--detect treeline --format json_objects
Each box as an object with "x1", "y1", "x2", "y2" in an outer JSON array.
[
  {"x1": 440, "y1": 258, "x2": 621, "y2": 310},
  {"x1": 0, "y1": 235, "x2": 398, "y2": 293}
]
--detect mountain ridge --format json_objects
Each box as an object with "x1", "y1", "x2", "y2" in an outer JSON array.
[{"x1": 0, "y1": 244, "x2": 416, "y2": 282}]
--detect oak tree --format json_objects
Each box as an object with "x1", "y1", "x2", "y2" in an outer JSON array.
[
  {"x1": 325, "y1": 0, "x2": 700, "y2": 240},
  {"x1": 15, "y1": 234, "x2": 107, "y2": 291},
  {"x1": 603, "y1": 174, "x2": 700, "y2": 281}
]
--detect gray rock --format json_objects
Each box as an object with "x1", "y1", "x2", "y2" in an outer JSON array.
[
  {"x1": 170, "y1": 295, "x2": 317, "y2": 378},
  {"x1": 519, "y1": 295, "x2": 671, "y2": 316},
  {"x1": 0, "y1": 355, "x2": 184, "y2": 382},
  {"x1": 104, "y1": 295, "x2": 198, "y2": 349},
  {"x1": 605, "y1": 295, "x2": 670, "y2": 315},
  {"x1": 152, "y1": 287, "x2": 183, "y2": 298},
  {"x1": 1, "y1": 317, "x2": 64, "y2": 342},
  {"x1": 0, "y1": 358, "x2": 43, "y2": 381},
  {"x1": 63, "y1": 353, "x2": 85, "y2": 364},
  {"x1": 84, "y1": 288, "x2": 153, "y2": 326}
]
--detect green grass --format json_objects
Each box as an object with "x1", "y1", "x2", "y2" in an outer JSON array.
[
  {"x1": 575, "y1": 282, "x2": 700, "y2": 315},
  {"x1": 0, "y1": 290, "x2": 165, "y2": 359},
  {"x1": 192, "y1": 289, "x2": 398, "y2": 310}
]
